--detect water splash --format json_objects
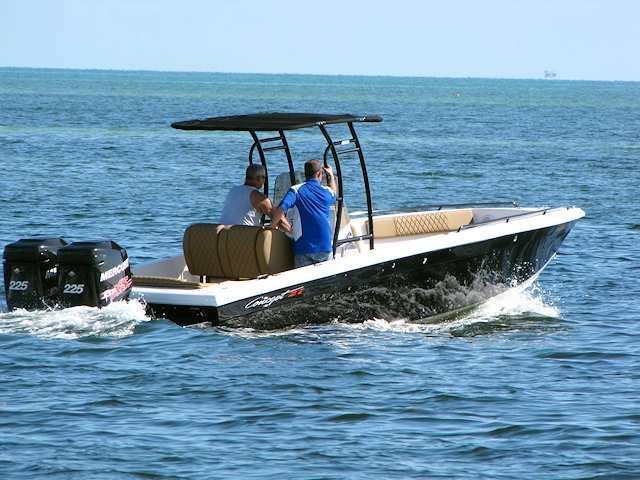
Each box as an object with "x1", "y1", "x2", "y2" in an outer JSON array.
[
  {"x1": 338, "y1": 282, "x2": 561, "y2": 336},
  {"x1": 464, "y1": 283, "x2": 559, "y2": 322},
  {"x1": 0, "y1": 300, "x2": 150, "y2": 340}
]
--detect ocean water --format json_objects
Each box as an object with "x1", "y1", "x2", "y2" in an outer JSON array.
[{"x1": 1, "y1": 68, "x2": 639, "y2": 479}]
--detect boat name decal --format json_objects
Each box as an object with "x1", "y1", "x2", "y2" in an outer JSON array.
[
  {"x1": 100, "y1": 258, "x2": 130, "y2": 282},
  {"x1": 244, "y1": 286, "x2": 305, "y2": 309}
]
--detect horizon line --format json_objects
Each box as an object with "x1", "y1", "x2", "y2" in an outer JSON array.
[{"x1": 1, "y1": 65, "x2": 637, "y2": 84}]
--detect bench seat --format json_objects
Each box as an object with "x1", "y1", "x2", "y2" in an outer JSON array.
[{"x1": 183, "y1": 224, "x2": 294, "y2": 280}]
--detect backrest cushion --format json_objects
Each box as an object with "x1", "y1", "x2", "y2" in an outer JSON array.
[
  {"x1": 184, "y1": 223, "x2": 294, "y2": 279},
  {"x1": 256, "y1": 229, "x2": 294, "y2": 274},
  {"x1": 367, "y1": 209, "x2": 474, "y2": 239},
  {"x1": 217, "y1": 225, "x2": 261, "y2": 279},
  {"x1": 183, "y1": 223, "x2": 226, "y2": 277}
]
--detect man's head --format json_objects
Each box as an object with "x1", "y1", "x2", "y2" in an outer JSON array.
[
  {"x1": 304, "y1": 159, "x2": 323, "y2": 181},
  {"x1": 245, "y1": 164, "x2": 266, "y2": 188}
]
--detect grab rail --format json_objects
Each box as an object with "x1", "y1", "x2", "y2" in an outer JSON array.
[
  {"x1": 335, "y1": 234, "x2": 373, "y2": 246},
  {"x1": 457, "y1": 206, "x2": 574, "y2": 231}
]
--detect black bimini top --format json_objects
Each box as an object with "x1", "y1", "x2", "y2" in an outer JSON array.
[{"x1": 171, "y1": 112, "x2": 382, "y2": 132}]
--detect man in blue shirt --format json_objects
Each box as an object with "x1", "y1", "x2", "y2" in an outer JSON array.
[{"x1": 271, "y1": 160, "x2": 337, "y2": 268}]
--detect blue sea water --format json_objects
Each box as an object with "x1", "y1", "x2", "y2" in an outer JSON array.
[{"x1": 0, "y1": 68, "x2": 639, "y2": 479}]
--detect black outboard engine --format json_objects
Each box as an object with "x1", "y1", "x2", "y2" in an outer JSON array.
[
  {"x1": 3, "y1": 238, "x2": 68, "y2": 310},
  {"x1": 57, "y1": 241, "x2": 132, "y2": 308}
]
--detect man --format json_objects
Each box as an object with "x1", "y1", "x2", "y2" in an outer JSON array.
[
  {"x1": 219, "y1": 164, "x2": 272, "y2": 226},
  {"x1": 271, "y1": 159, "x2": 337, "y2": 268}
]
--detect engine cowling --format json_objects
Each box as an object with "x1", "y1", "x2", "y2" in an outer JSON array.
[
  {"x1": 3, "y1": 238, "x2": 67, "y2": 310},
  {"x1": 57, "y1": 241, "x2": 132, "y2": 308}
]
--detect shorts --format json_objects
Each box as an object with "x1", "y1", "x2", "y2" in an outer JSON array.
[{"x1": 294, "y1": 252, "x2": 332, "y2": 268}]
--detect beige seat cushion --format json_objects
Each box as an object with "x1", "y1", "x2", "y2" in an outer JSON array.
[
  {"x1": 370, "y1": 217, "x2": 397, "y2": 238},
  {"x1": 183, "y1": 223, "x2": 226, "y2": 277},
  {"x1": 218, "y1": 225, "x2": 262, "y2": 279},
  {"x1": 256, "y1": 229, "x2": 293, "y2": 274},
  {"x1": 367, "y1": 209, "x2": 474, "y2": 239},
  {"x1": 183, "y1": 223, "x2": 294, "y2": 280}
]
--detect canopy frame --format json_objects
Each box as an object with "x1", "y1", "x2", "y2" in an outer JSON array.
[{"x1": 172, "y1": 113, "x2": 381, "y2": 256}]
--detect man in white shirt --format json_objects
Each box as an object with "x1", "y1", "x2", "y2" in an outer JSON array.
[{"x1": 219, "y1": 165, "x2": 273, "y2": 226}]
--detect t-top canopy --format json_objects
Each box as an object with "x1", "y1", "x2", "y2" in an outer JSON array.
[{"x1": 171, "y1": 112, "x2": 382, "y2": 132}]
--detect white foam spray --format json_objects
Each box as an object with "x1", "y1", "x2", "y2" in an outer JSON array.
[
  {"x1": 338, "y1": 282, "x2": 560, "y2": 335},
  {"x1": 0, "y1": 300, "x2": 150, "y2": 340}
]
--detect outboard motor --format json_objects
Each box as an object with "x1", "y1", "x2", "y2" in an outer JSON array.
[
  {"x1": 57, "y1": 241, "x2": 132, "y2": 308},
  {"x1": 3, "y1": 238, "x2": 68, "y2": 310}
]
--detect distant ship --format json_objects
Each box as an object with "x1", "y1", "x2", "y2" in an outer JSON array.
[{"x1": 544, "y1": 70, "x2": 557, "y2": 79}]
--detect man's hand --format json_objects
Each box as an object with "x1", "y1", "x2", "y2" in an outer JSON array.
[
  {"x1": 323, "y1": 165, "x2": 337, "y2": 194},
  {"x1": 270, "y1": 206, "x2": 292, "y2": 233},
  {"x1": 279, "y1": 216, "x2": 293, "y2": 233}
]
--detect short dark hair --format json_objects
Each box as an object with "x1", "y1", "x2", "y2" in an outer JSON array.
[
  {"x1": 304, "y1": 159, "x2": 322, "y2": 180},
  {"x1": 245, "y1": 164, "x2": 266, "y2": 181}
]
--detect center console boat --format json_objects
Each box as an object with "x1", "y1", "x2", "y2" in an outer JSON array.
[{"x1": 126, "y1": 113, "x2": 584, "y2": 328}]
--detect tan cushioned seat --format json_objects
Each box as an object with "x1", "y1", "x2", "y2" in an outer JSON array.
[
  {"x1": 367, "y1": 209, "x2": 473, "y2": 239},
  {"x1": 256, "y1": 228, "x2": 294, "y2": 274},
  {"x1": 218, "y1": 225, "x2": 262, "y2": 279},
  {"x1": 183, "y1": 223, "x2": 226, "y2": 277},
  {"x1": 183, "y1": 223, "x2": 293, "y2": 280},
  {"x1": 370, "y1": 217, "x2": 397, "y2": 238}
]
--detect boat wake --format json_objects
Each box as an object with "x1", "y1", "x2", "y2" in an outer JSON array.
[{"x1": 0, "y1": 300, "x2": 150, "y2": 340}]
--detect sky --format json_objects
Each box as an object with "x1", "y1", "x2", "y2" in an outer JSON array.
[{"x1": 1, "y1": 0, "x2": 639, "y2": 81}]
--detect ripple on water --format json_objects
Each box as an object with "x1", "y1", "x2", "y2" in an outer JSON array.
[{"x1": 1, "y1": 68, "x2": 640, "y2": 480}]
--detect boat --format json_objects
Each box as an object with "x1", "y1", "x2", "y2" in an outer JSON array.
[
  {"x1": 2, "y1": 113, "x2": 584, "y2": 328},
  {"x1": 125, "y1": 112, "x2": 584, "y2": 328}
]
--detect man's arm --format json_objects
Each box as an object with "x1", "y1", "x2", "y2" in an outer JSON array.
[
  {"x1": 323, "y1": 165, "x2": 337, "y2": 195},
  {"x1": 271, "y1": 206, "x2": 292, "y2": 232},
  {"x1": 250, "y1": 190, "x2": 273, "y2": 216},
  {"x1": 270, "y1": 188, "x2": 296, "y2": 232}
]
